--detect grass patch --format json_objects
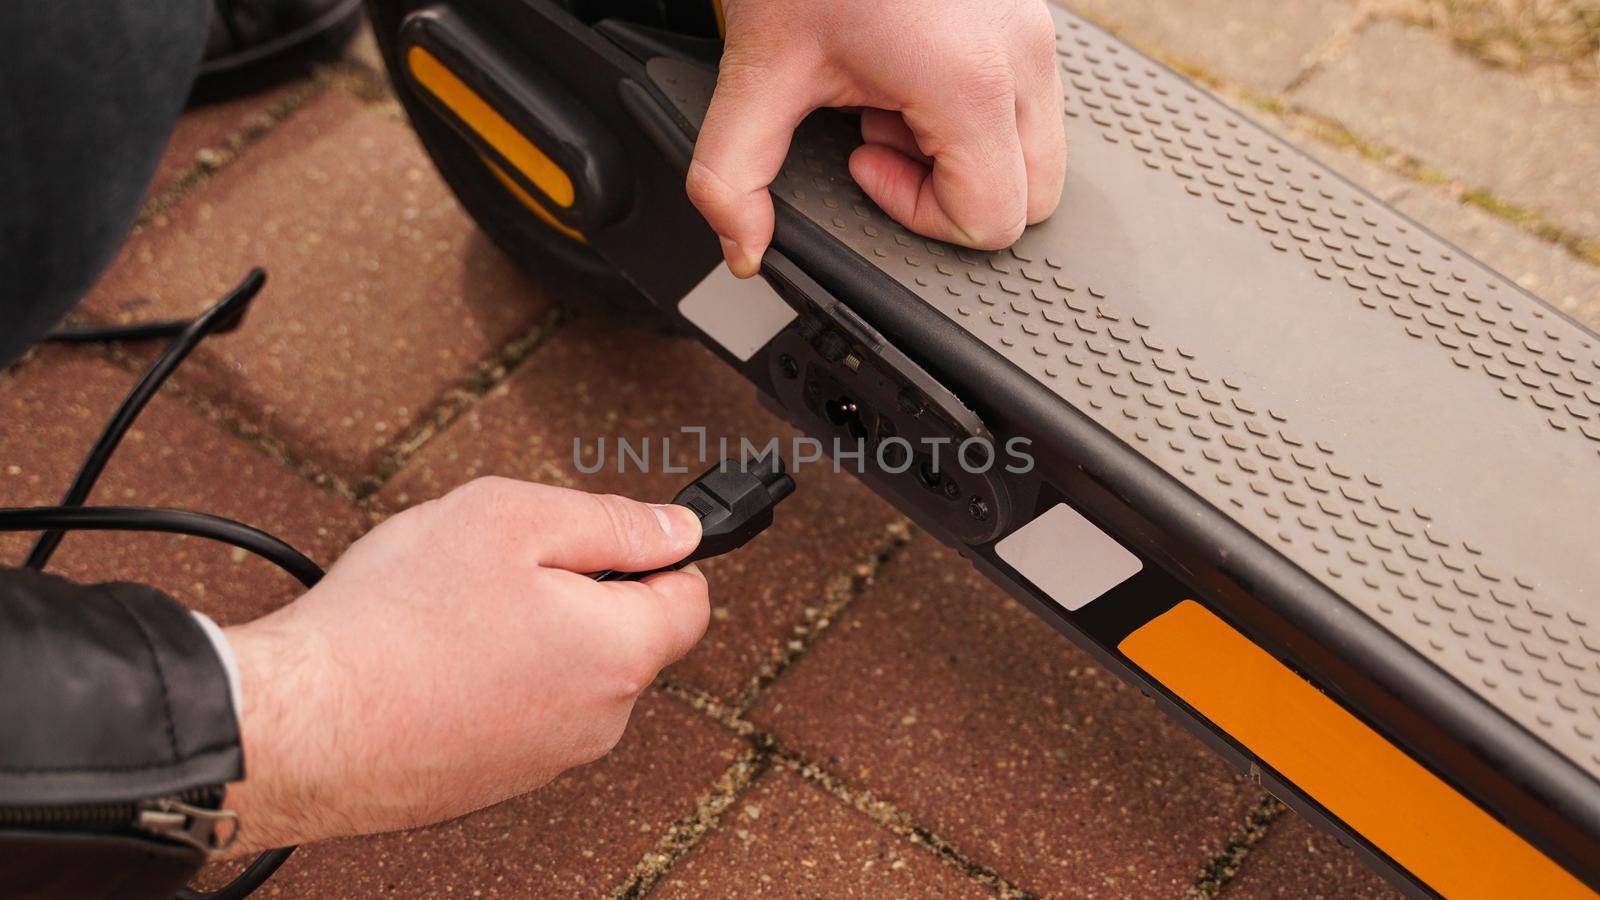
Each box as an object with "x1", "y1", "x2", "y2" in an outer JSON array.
[
  {"x1": 1273, "y1": 105, "x2": 1600, "y2": 266},
  {"x1": 1369, "y1": 0, "x2": 1600, "y2": 79}
]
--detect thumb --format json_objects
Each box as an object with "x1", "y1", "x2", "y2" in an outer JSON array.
[
  {"x1": 687, "y1": 47, "x2": 823, "y2": 278},
  {"x1": 523, "y1": 487, "x2": 702, "y2": 574}
]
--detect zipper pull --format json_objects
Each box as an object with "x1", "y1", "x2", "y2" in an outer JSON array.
[{"x1": 136, "y1": 797, "x2": 239, "y2": 853}]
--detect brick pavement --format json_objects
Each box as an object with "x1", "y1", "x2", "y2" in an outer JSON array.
[
  {"x1": 245, "y1": 693, "x2": 746, "y2": 898},
  {"x1": 749, "y1": 537, "x2": 1262, "y2": 896},
  {"x1": 0, "y1": 345, "x2": 364, "y2": 624},
  {"x1": 84, "y1": 90, "x2": 551, "y2": 487},
  {"x1": 1224, "y1": 815, "x2": 1394, "y2": 899},
  {"x1": 4, "y1": 4, "x2": 1593, "y2": 896}
]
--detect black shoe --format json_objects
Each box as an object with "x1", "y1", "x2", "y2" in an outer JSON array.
[{"x1": 192, "y1": 0, "x2": 365, "y2": 103}]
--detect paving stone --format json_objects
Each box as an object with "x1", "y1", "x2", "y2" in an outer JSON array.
[
  {"x1": 0, "y1": 346, "x2": 365, "y2": 625},
  {"x1": 216, "y1": 690, "x2": 743, "y2": 897},
  {"x1": 1061, "y1": 0, "x2": 1351, "y2": 95},
  {"x1": 377, "y1": 320, "x2": 901, "y2": 703},
  {"x1": 1292, "y1": 21, "x2": 1600, "y2": 239},
  {"x1": 1226, "y1": 814, "x2": 1398, "y2": 898},
  {"x1": 84, "y1": 90, "x2": 551, "y2": 483},
  {"x1": 149, "y1": 80, "x2": 315, "y2": 201},
  {"x1": 1265, "y1": 107, "x2": 1600, "y2": 328},
  {"x1": 656, "y1": 766, "x2": 989, "y2": 899},
  {"x1": 749, "y1": 534, "x2": 1259, "y2": 896}
]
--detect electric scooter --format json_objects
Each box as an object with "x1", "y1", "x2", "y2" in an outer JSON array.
[{"x1": 363, "y1": 1, "x2": 1600, "y2": 894}]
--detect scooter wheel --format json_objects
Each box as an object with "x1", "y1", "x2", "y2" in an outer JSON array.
[{"x1": 366, "y1": 0, "x2": 669, "y2": 327}]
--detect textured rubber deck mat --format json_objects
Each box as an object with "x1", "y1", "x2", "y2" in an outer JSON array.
[{"x1": 649, "y1": 4, "x2": 1600, "y2": 780}]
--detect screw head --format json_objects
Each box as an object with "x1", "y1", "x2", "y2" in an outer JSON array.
[
  {"x1": 968, "y1": 496, "x2": 992, "y2": 522},
  {"x1": 778, "y1": 354, "x2": 799, "y2": 380},
  {"x1": 942, "y1": 480, "x2": 961, "y2": 500}
]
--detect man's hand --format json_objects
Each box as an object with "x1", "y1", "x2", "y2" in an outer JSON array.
[
  {"x1": 219, "y1": 478, "x2": 707, "y2": 854},
  {"x1": 687, "y1": 0, "x2": 1066, "y2": 277}
]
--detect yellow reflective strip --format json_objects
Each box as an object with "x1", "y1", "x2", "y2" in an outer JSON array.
[
  {"x1": 481, "y1": 156, "x2": 586, "y2": 244},
  {"x1": 407, "y1": 45, "x2": 576, "y2": 209},
  {"x1": 1119, "y1": 600, "x2": 1592, "y2": 899}
]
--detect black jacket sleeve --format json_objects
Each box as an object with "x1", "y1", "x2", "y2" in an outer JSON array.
[{"x1": 0, "y1": 566, "x2": 242, "y2": 900}]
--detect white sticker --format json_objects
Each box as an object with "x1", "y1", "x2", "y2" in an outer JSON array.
[
  {"x1": 678, "y1": 264, "x2": 797, "y2": 362},
  {"x1": 995, "y1": 503, "x2": 1143, "y2": 611}
]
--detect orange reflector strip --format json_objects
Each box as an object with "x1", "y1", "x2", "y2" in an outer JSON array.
[
  {"x1": 481, "y1": 156, "x2": 585, "y2": 243},
  {"x1": 1119, "y1": 601, "x2": 1591, "y2": 899},
  {"x1": 711, "y1": 0, "x2": 726, "y2": 36},
  {"x1": 406, "y1": 45, "x2": 576, "y2": 209}
]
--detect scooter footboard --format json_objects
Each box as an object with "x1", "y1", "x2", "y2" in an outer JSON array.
[{"x1": 642, "y1": 12, "x2": 1600, "y2": 893}]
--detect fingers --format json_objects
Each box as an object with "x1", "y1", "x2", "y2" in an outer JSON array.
[
  {"x1": 1016, "y1": 98, "x2": 1067, "y2": 226},
  {"x1": 850, "y1": 74, "x2": 1030, "y2": 250},
  {"x1": 448, "y1": 478, "x2": 701, "y2": 574},
  {"x1": 571, "y1": 564, "x2": 712, "y2": 681},
  {"x1": 635, "y1": 565, "x2": 712, "y2": 664},
  {"x1": 1013, "y1": 20, "x2": 1068, "y2": 225},
  {"x1": 859, "y1": 109, "x2": 930, "y2": 165},
  {"x1": 687, "y1": 50, "x2": 824, "y2": 278},
  {"x1": 539, "y1": 490, "x2": 702, "y2": 574}
]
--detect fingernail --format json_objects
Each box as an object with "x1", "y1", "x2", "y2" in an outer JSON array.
[
  {"x1": 650, "y1": 504, "x2": 677, "y2": 538},
  {"x1": 682, "y1": 562, "x2": 705, "y2": 579},
  {"x1": 720, "y1": 237, "x2": 763, "y2": 278},
  {"x1": 651, "y1": 503, "x2": 696, "y2": 540}
]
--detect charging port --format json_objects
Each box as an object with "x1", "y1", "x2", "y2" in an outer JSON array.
[{"x1": 771, "y1": 323, "x2": 1010, "y2": 545}]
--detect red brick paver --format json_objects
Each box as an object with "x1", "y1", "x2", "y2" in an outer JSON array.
[
  {"x1": 750, "y1": 534, "x2": 1260, "y2": 896},
  {"x1": 85, "y1": 91, "x2": 550, "y2": 483},
  {"x1": 655, "y1": 767, "x2": 990, "y2": 899},
  {"x1": 217, "y1": 691, "x2": 741, "y2": 897},
  {"x1": 1226, "y1": 814, "x2": 1398, "y2": 899},
  {"x1": 0, "y1": 346, "x2": 364, "y2": 624},
  {"x1": 148, "y1": 82, "x2": 314, "y2": 201},
  {"x1": 377, "y1": 321, "x2": 901, "y2": 703}
]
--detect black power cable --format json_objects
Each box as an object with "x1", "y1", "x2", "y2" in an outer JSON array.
[
  {"x1": 46, "y1": 320, "x2": 195, "y2": 343},
  {"x1": 44, "y1": 310, "x2": 249, "y2": 344},
  {"x1": 0, "y1": 508, "x2": 320, "y2": 587},
  {"x1": 3, "y1": 267, "x2": 304, "y2": 898},
  {"x1": 25, "y1": 269, "x2": 266, "y2": 570}
]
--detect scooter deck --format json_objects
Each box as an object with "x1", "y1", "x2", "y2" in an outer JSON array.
[
  {"x1": 644, "y1": 7, "x2": 1600, "y2": 892},
  {"x1": 371, "y1": 1, "x2": 1600, "y2": 892}
]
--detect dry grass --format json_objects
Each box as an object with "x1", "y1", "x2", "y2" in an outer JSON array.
[{"x1": 1368, "y1": 0, "x2": 1600, "y2": 79}]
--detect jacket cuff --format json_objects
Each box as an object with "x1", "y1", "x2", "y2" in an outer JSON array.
[
  {"x1": 0, "y1": 567, "x2": 244, "y2": 806},
  {"x1": 188, "y1": 611, "x2": 242, "y2": 724}
]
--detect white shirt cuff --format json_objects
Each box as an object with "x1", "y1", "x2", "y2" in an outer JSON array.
[{"x1": 190, "y1": 611, "x2": 243, "y2": 719}]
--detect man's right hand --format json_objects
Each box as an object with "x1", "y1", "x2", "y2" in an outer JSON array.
[
  {"x1": 218, "y1": 477, "x2": 709, "y2": 855},
  {"x1": 687, "y1": 0, "x2": 1067, "y2": 277}
]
